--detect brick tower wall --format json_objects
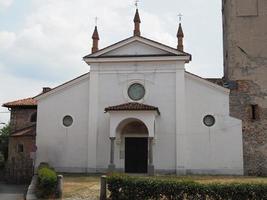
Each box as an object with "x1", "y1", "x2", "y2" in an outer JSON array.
[{"x1": 222, "y1": 0, "x2": 267, "y2": 175}]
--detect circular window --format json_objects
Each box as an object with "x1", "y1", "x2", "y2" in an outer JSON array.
[
  {"x1": 63, "y1": 115, "x2": 73, "y2": 127},
  {"x1": 203, "y1": 115, "x2": 215, "y2": 127},
  {"x1": 128, "y1": 83, "x2": 145, "y2": 101}
]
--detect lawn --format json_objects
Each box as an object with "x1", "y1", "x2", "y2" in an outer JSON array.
[
  {"x1": 62, "y1": 174, "x2": 267, "y2": 200},
  {"x1": 156, "y1": 175, "x2": 267, "y2": 184},
  {"x1": 63, "y1": 174, "x2": 100, "y2": 200}
]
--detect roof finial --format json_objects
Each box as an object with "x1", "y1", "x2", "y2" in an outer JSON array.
[
  {"x1": 91, "y1": 17, "x2": 100, "y2": 53},
  {"x1": 177, "y1": 13, "x2": 184, "y2": 51},
  {"x1": 95, "y1": 17, "x2": 98, "y2": 26},
  {"x1": 178, "y1": 13, "x2": 183, "y2": 23},
  {"x1": 135, "y1": 0, "x2": 139, "y2": 9},
  {"x1": 133, "y1": 2, "x2": 141, "y2": 36}
]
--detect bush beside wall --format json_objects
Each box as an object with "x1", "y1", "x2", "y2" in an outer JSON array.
[
  {"x1": 107, "y1": 174, "x2": 267, "y2": 200},
  {"x1": 36, "y1": 164, "x2": 57, "y2": 199}
]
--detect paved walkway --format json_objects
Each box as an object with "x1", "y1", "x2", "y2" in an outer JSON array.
[{"x1": 0, "y1": 182, "x2": 27, "y2": 200}]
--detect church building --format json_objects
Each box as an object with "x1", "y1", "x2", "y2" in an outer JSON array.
[{"x1": 34, "y1": 9, "x2": 244, "y2": 175}]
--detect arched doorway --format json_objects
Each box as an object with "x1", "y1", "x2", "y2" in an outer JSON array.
[{"x1": 119, "y1": 119, "x2": 148, "y2": 173}]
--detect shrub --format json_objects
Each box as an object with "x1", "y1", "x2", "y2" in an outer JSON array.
[
  {"x1": 36, "y1": 166, "x2": 57, "y2": 198},
  {"x1": 107, "y1": 174, "x2": 267, "y2": 200}
]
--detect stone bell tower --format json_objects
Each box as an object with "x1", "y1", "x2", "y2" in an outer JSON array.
[{"x1": 222, "y1": 0, "x2": 267, "y2": 175}]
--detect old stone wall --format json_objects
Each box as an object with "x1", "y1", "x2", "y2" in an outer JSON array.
[
  {"x1": 10, "y1": 108, "x2": 37, "y2": 132},
  {"x1": 223, "y1": 0, "x2": 267, "y2": 175},
  {"x1": 8, "y1": 136, "x2": 36, "y2": 162}
]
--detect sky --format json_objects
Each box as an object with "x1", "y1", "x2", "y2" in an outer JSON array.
[{"x1": 0, "y1": 0, "x2": 223, "y2": 125}]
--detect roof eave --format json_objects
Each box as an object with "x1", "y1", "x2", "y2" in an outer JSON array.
[
  {"x1": 34, "y1": 73, "x2": 89, "y2": 101},
  {"x1": 2, "y1": 104, "x2": 37, "y2": 108},
  {"x1": 105, "y1": 109, "x2": 160, "y2": 115},
  {"x1": 83, "y1": 35, "x2": 192, "y2": 60},
  {"x1": 84, "y1": 55, "x2": 191, "y2": 64}
]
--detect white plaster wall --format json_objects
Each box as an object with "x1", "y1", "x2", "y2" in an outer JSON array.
[
  {"x1": 103, "y1": 41, "x2": 170, "y2": 56},
  {"x1": 36, "y1": 78, "x2": 89, "y2": 172},
  {"x1": 35, "y1": 38, "x2": 243, "y2": 175},
  {"x1": 185, "y1": 75, "x2": 243, "y2": 175},
  {"x1": 94, "y1": 61, "x2": 181, "y2": 172}
]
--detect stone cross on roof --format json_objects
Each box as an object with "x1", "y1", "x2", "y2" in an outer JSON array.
[
  {"x1": 95, "y1": 17, "x2": 98, "y2": 26},
  {"x1": 135, "y1": 0, "x2": 139, "y2": 8},
  {"x1": 178, "y1": 13, "x2": 183, "y2": 22}
]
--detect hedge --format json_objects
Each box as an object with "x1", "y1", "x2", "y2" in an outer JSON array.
[
  {"x1": 36, "y1": 164, "x2": 57, "y2": 198},
  {"x1": 107, "y1": 174, "x2": 267, "y2": 200}
]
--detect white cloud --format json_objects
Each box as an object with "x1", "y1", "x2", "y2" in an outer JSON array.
[
  {"x1": 0, "y1": 64, "x2": 59, "y2": 124},
  {"x1": 0, "y1": 31, "x2": 16, "y2": 50},
  {"x1": 0, "y1": 0, "x2": 224, "y2": 121},
  {"x1": 0, "y1": 0, "x2": 139, "y2": 81},
  {"x1": 0, "y1": 0, "x2": 223, "y2": 82},
  {"x1": 0, "y1": 0, "x2": 13, "y2": 10}
]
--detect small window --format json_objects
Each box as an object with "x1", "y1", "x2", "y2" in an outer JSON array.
[
  {"x1": 63, "y1": 115, "x2": 73, "y2": 127},
  {"x1": 251, "y1": 104, "x2": 259, "y2": 120},
  {"x1": 30, "y1": 112, "x2": 37, "y2": 122},
  {"x1": 203, "y1": 115, "x2": 216, "y2": 127},
  {"x1": 17, "y1": 144, "x2": 24, "y2": 153}
]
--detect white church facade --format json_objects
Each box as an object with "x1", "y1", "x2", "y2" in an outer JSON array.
[{"x1": 35, "y1": 9, "x2": 244, "y2": 175}]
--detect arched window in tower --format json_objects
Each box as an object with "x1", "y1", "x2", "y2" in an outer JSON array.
[{"x1": 30, "y1": 112, "x2": 37, "y2": 123}]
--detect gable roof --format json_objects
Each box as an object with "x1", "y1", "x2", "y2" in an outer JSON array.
[
  {"x1": 35, "y1": 73, "x2": 89, "y2": 100},
  {"x1": 3, "y1": 97, "x2": 37, "y2": 108},
  {"x1": 105, "y1": 102, "x2": 160, "y2": 115},
  {"x1": 83, "y1": 36, "x2": 191, "y2": 62},
  {"x1": 185, "y1": 71, "x2": 229, "y2": 93}
]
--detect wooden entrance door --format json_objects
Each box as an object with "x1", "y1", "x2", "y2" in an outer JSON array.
[{"x1": 125, "y1": 137, "x2": 148, "y2": 173}]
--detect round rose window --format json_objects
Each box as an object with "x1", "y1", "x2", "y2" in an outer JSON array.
[{"x1": 127, "y1": 83, "x2": 145, "y2": 101}]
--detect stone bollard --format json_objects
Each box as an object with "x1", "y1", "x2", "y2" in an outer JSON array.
[
  {"x1": 100, "y1": 175, "x2": 107, "y2": 200},
  {"x1": 56, "y1": 175, "x2": 63, "y2": 199}
]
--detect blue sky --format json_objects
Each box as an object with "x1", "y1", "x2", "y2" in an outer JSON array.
[{"x1": 0, "y1": 0, "x2": 223, "y2": 124}]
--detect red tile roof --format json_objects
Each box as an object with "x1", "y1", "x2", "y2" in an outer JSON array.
[
  {"x1": 11, "y1": 125, "x2": 36, "y2": 137},
  {"x1": 2, "y1": 97, "x2": 37, "y2": 108},
  {"x1": 105, "y1": 102, "x2": 160, "y2": 114}
]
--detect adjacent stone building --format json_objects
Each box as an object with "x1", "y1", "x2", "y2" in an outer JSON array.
[
  {"x1": 222, "y1": 0, "x2": 267, "y2": 175},
  {"x1": 3, "y1": 98, "x2": 37, "y2": 162}
]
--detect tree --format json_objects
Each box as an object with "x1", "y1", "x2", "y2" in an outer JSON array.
[
  {"x1": 0, "y1": 122, "x2": 11, "y2": 137},
  {"x1": 0, "y1": 122, "x2": 11, "y2": 161}
]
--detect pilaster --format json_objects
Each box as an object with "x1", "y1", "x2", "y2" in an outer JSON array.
[
  {"x1": 175, "y1": 62, "x2": 186, "y2": 175},
  {"x1": 87, "y1": 67, "x2": 99, "y2": 172}
]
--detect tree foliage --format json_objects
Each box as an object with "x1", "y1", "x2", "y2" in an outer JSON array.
[
  {"x1": 0, "y1": 122, "x2": 11, "y2": 161},
  {"x1": 0, "y1": 122, "x2": 11, "y2": 137}
]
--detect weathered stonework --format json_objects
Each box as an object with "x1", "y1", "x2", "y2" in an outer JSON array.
[
  {"x1": 8, "y1": 136, "x2": 36, "y2": 161},
  {"x1": 8, "y1": 107, "x2": 37, "y2": 162},
  {"x1": 10, "y1": 108, "x2": 37, "y2": 133},
  {"x1": 223, "y1": 0, "x2": 267, "y2": 175}
]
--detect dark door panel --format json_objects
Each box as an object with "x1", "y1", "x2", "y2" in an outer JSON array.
[{"x1": 125, "y1": 137, "x2": 148, "y2": 173}]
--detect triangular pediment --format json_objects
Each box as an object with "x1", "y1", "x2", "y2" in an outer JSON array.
[
  {"x1": 84, "y1": 36, "x2": 191, "y2": 60},
  {"x1": 101, "y1": 40, "x2": 175, "y2": 57}
]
